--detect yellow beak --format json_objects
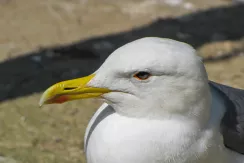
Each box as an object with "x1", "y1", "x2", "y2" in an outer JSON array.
[{"x1": 39, "y1": 74, "x2": 111, "y2": 106}]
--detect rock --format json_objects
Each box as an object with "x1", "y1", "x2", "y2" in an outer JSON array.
[
  {"x1": 233, "y1": 0, "x2": 244, "y2": 4},
  {"x1": 183, "y1": 2, "x2": 194, "y2": 10},
  {"x1": 31, "y1": 55, "x2": 42, "y2": 62},
  {"x1": 163, "y1": 0, "x2": 183, "y2": 6}
]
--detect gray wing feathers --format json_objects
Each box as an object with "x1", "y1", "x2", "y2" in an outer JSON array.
[{"x1": 209, "y1": 81, "x2": 244, "y2": 154}]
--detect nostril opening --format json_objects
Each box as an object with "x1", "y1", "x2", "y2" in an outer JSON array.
[{"x1": 64, "y1": 87, "x2": 77, "y2": 90}]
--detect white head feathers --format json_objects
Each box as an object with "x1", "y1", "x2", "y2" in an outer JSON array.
[{"x1": 88, "y1": 37, "x2": 211, "y2": 124}]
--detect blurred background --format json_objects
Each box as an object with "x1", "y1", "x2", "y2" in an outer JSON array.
[{"x1": 0, "y1": 0, "x2": 244, "y2": 162}]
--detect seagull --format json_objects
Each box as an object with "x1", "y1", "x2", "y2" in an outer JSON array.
[{"x1": 39, "y1": 37, "x2": 244, "y2": 163}]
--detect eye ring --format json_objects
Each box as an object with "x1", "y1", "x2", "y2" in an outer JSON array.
[{"x1": 133, "y1": 71, "x2": 152, "y2": 80}]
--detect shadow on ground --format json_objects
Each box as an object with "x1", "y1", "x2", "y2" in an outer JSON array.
[{"x1": 0, "y1": 4, "x2": 244, "y2": 102}]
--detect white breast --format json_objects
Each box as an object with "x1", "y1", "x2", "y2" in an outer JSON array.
[{"x1": 85, "y1": 103, "x2": 230, "y2": 163}]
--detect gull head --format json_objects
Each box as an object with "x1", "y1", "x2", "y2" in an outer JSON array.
[{"x1": 40, "y1": 37, "x2": 211, "y2": 120}]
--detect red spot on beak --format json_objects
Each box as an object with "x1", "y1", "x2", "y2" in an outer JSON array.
[{"x1": 54, "y1": 96, "x2": 68, "y2": 103}]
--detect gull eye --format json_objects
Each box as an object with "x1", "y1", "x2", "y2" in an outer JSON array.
[{"x1": 133, "y1": 71, "x2": 151, "y2": 80}]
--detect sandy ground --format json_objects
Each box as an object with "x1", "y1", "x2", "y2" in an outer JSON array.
[{"x1": 0, "y1": 0, "x2": 244, "y2": 163}]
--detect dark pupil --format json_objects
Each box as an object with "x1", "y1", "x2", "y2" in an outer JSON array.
[{"x1": 136, "y1": 72, "x2": 150, "y2": 79}]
